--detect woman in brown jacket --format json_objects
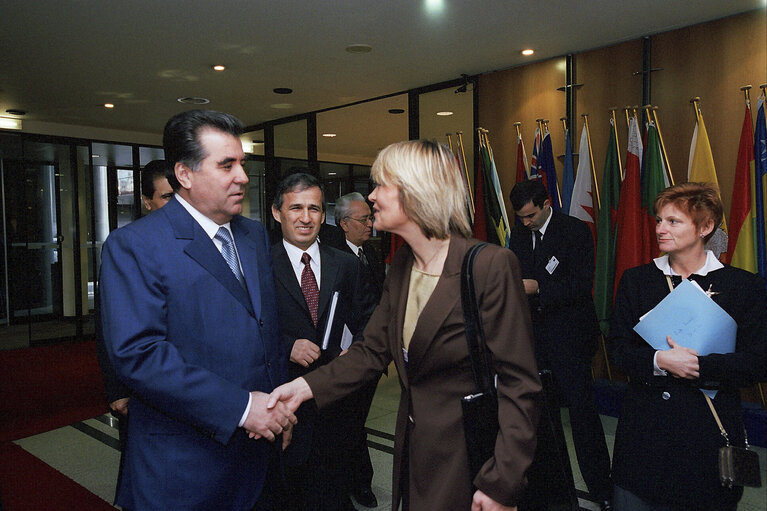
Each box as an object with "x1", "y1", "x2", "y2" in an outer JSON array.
[{"x1": 267, "y1": 140, "x2": 541, "y2": 510}]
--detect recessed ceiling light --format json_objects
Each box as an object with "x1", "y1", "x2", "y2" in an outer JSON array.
[
  {"x1": 273, "y1": 87, "x2": 293, "y2": 95},
  {"x1": 5, "y1": 109, "x2": 26, "y2": 116},
  {"x1": 345, "y1": 44, "x2": 372, "y2": 54},
  {"x1": 322, "y1": 133, "x2": 337, "y2": 138},
  {"x1": 177, "y1": 97, "x2": 210, "y2": 104},
  {"x1": 436, "y1": 111, "x2": 453, "y2": 116},
  {"x1": 0, "y1": 117, "x2": 23, "y2": 130},
  {"x1": 328, "y1": 172, "x2": 337, "y2": 176},
  {"x1": 212, "y1": 65, "x2": 226, "y2": 71},
  {"x1": 104, "y1": 103, "x2": 115, "y2": 109},
  {"x1": 521, "y1": 49, "x2": 534, "y2": 56},
  {"x1": 270, "y1": 103, "x2": 293, "y2": 109},
  {"x1": 92, "y1": 154, "x2": 100, "y2": 158},
  {"x1": 388, "y1": 108, "x2": 405, "y2": 114}
]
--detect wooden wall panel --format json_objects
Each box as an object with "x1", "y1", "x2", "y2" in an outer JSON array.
[
  {"x1": 478, "y1": 58, "x2": 565, "y2": 215},
  {"x1": 575, "y1": 39, "x2": 643, "y2": 194},
  {"x1": 652, "y1": 9, "x2": 767, "y2": 217}
]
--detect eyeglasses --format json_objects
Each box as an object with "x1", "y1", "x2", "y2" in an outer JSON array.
[{"x1": 346, "y1": 215, "x2": 373, "y2": 224}]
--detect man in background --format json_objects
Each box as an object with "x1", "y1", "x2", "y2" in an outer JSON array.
[
  {"x1": 271, "y1": 173, "x2": 370, "y2": 511},
  {"x1": 509, "y1": 179, "x2": 612, "y2": 511},
  {"x1": 100, "y1": 110, "x2": 294, "y2": 510},
  {"x1": 140, "y1": 159, "x2": 174, "y2": 212},
  {"x1": 332, "y1": 191, "x2": 385, "y2": 508}
]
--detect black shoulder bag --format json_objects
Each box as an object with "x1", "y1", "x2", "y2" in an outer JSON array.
[{"x1": 460, "y1": 242, "x2": 500, "y2": 482}]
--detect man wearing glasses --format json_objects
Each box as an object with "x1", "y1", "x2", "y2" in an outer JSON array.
[{"x1": 332, "y1": 192, "x2": 385, "y2": 508}]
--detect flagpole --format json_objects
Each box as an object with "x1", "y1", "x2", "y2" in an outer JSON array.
[
  {"x1": 650, "y1": 106, "x2": 675, "y2": 186},
  {"x1": 582, "y1": 114, "x2": 601, "y2": 210},
  {"x1": 455, "y1": 131, "x2": 475, "y2": 218},
  {"x1": 610, "y1": 108, "x2": 625, "y2": 181},
  {"x1": 623, "y1": 106, "x2": 631, "y2": 130},
  {"x1": 560, "y1": 116, "x2": 568, "y2": 133},
  {"x1": 690, "y1": 96, "x2": 702, "y2": 123}
]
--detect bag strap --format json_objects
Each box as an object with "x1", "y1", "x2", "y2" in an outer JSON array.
[
  {"x1": 704, "y1": 394, "x2": 731, "y2": 446},
  {"x1": 669, "y1": 274, "x2": 748, "y2": 448},
  {"x1": 460, "y1": 242, "x2": 494, "y2": 395}
]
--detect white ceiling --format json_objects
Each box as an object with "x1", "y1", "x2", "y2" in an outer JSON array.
[{"x1": 0, "y1": 0, "x2": 763, "y2": 154}]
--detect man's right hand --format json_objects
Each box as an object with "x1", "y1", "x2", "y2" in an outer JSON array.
[
  {"x1": 290, "y1": 339, "x2": 321, "y2": 367},
  {"x1": 243, "y1": 391, "x2": 297, "y2": 442},
  {"x1": 109, "y1": 397, "x2": 130, "y2": 416}
]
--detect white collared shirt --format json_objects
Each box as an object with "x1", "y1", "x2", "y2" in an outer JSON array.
[
  {"x1": 345, "y1": 238, "x2": 361, "y2": 256},
  {"x1": 532, "y1": 205, "x2": 553, "y2": 249},
  {"x1": 282, "y1": 239, "x2": 321, "y2": 289},
  {"x1": 175, "y1": 194, "x2": 244, "y2": 276}
]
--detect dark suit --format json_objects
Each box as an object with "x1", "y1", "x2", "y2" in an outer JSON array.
[
  {"x1": 271, "y1": 241, "x2": 368, "y2": 510},
  {"x1": 335, "y1": 240, "x2": 385, "y2": 496},
  {"x1": 510, "y1": 209, "x2": 611, "y2": 501},
  {"x1": 100, "y1": 197, "x2": 286, "y2": 510}
]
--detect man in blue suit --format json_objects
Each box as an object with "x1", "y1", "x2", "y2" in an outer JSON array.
[{"x1": 100, "y1": 110, "x2": 296, "y2": 510}]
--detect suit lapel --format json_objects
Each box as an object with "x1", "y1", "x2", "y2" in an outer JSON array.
[
  {"x1": 166, "y1": 198, "x2": 255, "y2": 317},
  {"x1": 272, "y1": 243, "x2": 313, "y2": 322},
  {"x1": 404, "y1": 237, "x2": 465, "y2": 370},
  {"x1": 231, "y1": 216, "x2": 261, "y2": 320},
  {"x1": 318, "y1": 244, "x2": 339, "y2": 320}
]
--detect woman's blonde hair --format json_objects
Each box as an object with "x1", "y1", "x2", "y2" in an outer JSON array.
[{"x1": 371, "y1": 140, "x2": 472, "y2": 239}]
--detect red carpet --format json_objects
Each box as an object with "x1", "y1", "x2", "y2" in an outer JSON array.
[
  {"x1": 0, "y1": 442, "x2": 115, "y2": 510},
  {"x1": 0, "y1": 340, "x2": 107, "y2": 443}
]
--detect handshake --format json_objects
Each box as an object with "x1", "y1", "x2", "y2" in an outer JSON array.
[{"x1": 241, "y1": 377, "x2": 314, "y2": 450}]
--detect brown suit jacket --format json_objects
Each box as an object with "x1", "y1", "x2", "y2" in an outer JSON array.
[{"x1": 304, "y1": 236, "x2": 541, "y2": 510}]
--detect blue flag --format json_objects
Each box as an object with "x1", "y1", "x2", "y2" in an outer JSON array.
[
  {"x1": 539, "y1": 129, "x2": 561, "y2": 210},
  {"x1": 561, "y1": 128, "x2": 575, "y2": 214},
  {"x1": 754, "y1": 97, "x2": 767, "y2": 281}
]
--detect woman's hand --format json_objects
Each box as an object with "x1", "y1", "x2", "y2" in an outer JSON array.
[
  {"x1": 471, "y1": 490, "x2": 516, "y2": 511},
  {"x1": 656, "y1": 335, "x2": 699, "y2": 379}
]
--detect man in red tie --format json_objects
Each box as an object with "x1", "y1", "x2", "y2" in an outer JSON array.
[{"x1": 270, "y1": 172, "x2": 371, "y2": 511}]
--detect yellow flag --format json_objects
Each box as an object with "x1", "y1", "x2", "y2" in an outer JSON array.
[{"x1": 688, "y1": 112, "x2": 728, "y2": 232}]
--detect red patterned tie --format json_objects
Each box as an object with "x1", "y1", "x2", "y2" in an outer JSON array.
[{"x1": 301, "y1": 252, "x2": 319, "y2": 326}]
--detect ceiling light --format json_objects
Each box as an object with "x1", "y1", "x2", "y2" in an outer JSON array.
[
  {"x1": 322, "y1": 133, "x2": 337, "y2": 138},
  {"x1": 212, "y1": 65, "x2": 226, "y2": 71},
  {"x1": 177, "y1": 97, "x2": 210, "y2": 104},
  {"x1": 104, "y1": 103, "x2": 115, "y2": 109},
  {"x1": 270, "y1": 103, "x2": 293, "y2": 109},
  {"x1": 328, "y1": 172, "x2": 337, "y2": 176},
  {"x1": 0, "y1": 117, "x2": 22, "y2": 130},
  {"x1": 521, "y1": 49, "x2": 534, "y2": 56},
  {"x1": 345, "y1": 44, "x2": 372, "y2": 54},
  {"x1": 436, "y1": 111, "x2": 453, "y2": 116},
  {"x1": 273, "y1": 87, "x2": 293, "y2": 94},
  {"x1": 388, "y1": 108, "x2": 405, "y2": 114},
  {"x1": 92, "y1": 154, "x2": 100, "y2": 158}
]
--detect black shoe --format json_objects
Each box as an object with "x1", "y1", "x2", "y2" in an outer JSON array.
[
  {"x1": 599, "y1": 500, "x2": 613, "y2": 511},
  {"x1": 352, "y1": 487, "x2": 377, "y2": 508}
]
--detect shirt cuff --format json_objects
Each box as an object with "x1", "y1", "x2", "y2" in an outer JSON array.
[
  {"x1": 653, "y1": 351, "x2": 668, "y2": 376},
  {"x1": 238, "y1": 392, "x2": 252, "y2": 427}
]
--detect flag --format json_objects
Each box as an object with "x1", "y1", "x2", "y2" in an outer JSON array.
[
  {"x1": 594, "y1": 119, "x2": 622, "y2": 335},
  {"x1": 688, "y1": 107, "x2": 728, "y2": 234},
  {"x1": 614, "y1": 116, "x2": 644, "y2": 296},
  {"x1": 538, "y1": 128, "x2": 561, "y2": 210},
  {"x1": 570, "y1": 124, "x2": 596, "y2": 245},
  {"x1": 640, "y1": 122, "x2": 668, "y2": 262},
  {"x1": 726, "y1": 103, "x2": 756, "y2": 272},
  {"x1": 515, "y1": 132, "x2": 529, "y2": 183},
  {"x1": 530, "y1": 127, "x2": 541, "y2": 179},
  {"x1": 561, "y1": 128, "x2": 575, "y2": 214},
  {"x1": 481, "y1": 135, "x2": 512, "y2": 247},
  {"x1": 454, "y1": 144, "x2": 474, "y2": 223},
  {"x1": 755, "y1": 96, "x2": 767, "y2": 279}
]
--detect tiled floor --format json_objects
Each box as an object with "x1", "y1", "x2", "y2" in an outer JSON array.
[{"x1": 12, "y1": 365, "x2": 767, "y2": 510}]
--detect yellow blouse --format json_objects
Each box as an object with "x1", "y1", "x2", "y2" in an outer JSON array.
[{"x1": 402, "y1": 266, "x2": 440, "y2": 351}]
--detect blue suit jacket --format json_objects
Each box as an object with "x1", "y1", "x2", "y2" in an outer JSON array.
[{"x1": 100, "y1": 197, "x2": 286, "y2": 510}]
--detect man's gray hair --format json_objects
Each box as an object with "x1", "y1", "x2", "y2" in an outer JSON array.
[{"x1": 334, "y1": 192, "x2": 367, "y2": 224}]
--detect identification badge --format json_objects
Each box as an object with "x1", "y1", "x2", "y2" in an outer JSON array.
[{"x1": 546, "y1": 256, "x2": 559, "y2": 274}]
